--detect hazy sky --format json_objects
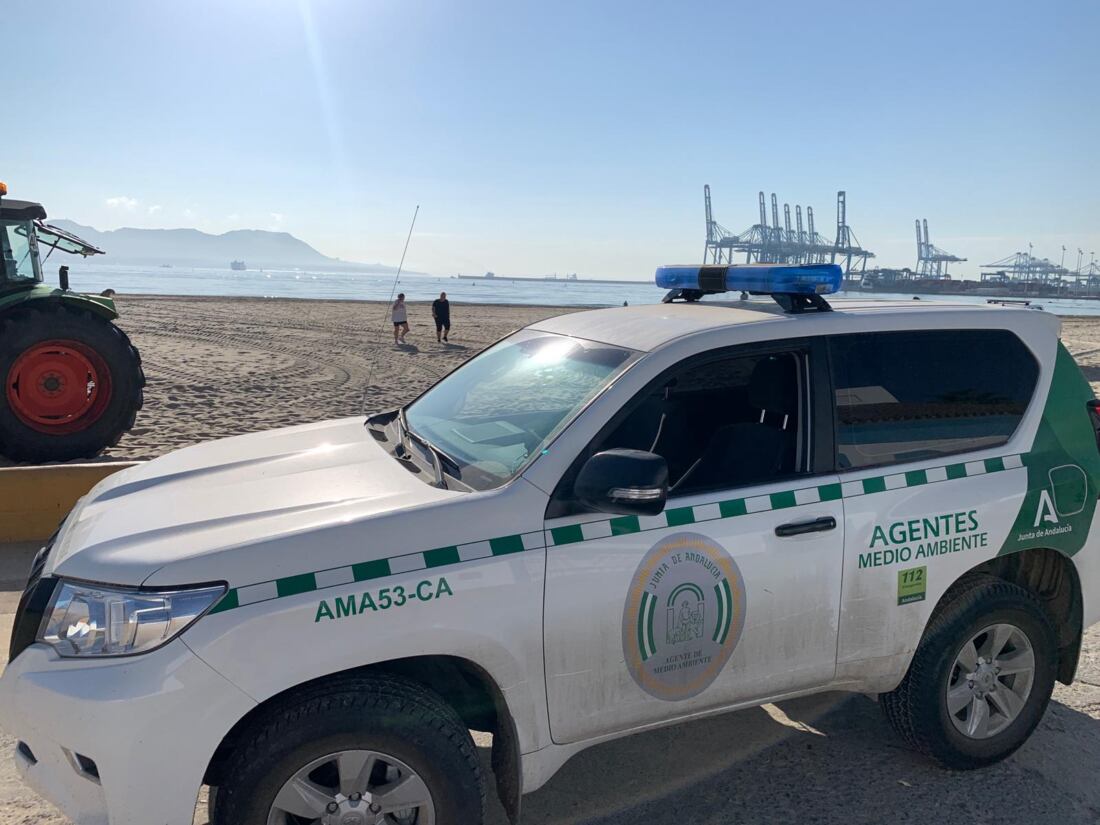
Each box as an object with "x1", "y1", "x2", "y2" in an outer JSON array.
[{"x1": 5, "y1": 0, "x2": 1098, "y2": 279}]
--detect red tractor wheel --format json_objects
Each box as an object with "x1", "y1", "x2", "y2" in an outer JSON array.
[
  {"x1": 0, "y1": 305, "x2": 144, "y2": 462},
  {"x1": 7, "y1": 339, "x2": 114, "y2": 434}
]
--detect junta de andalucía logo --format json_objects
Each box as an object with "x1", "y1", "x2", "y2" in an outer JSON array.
[{"x1": 622, "y1": 532, "x2": 746, "y2": 701}]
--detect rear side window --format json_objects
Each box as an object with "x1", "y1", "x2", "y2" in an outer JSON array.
[{"x1": 830, "y1": 330, "x2": 1039, "y2": 470}]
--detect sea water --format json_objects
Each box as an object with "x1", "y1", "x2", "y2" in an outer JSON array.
[{"x1": 54, "y1": 261, "x2": 1100, "y2": 317}]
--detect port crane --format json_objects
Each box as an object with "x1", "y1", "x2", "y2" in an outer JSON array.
[
  {"x1": 915, "y1": 219, "x2": 966, "y2": 278},
  {"x1": 703, "y1": 185, "x2": 874, "y2": 274}
]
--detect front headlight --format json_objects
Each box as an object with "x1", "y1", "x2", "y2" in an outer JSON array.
[{"x1": 38, "y1": 580, "x2": 226, "y2": 657}]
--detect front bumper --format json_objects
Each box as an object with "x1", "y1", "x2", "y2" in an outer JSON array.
[{"x1": 0, "y1": 640, "x2": 255, "y2": 825}]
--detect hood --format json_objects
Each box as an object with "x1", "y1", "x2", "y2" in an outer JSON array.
[{"x1": 48, "y1": 417, "x2": 456, "y2": 585}]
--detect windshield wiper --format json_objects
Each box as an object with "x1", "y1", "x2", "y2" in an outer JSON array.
[{"x1": 398, "y1": 407, "x2": 460, "y2": 490}]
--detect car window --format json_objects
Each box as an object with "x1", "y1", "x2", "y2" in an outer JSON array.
[
  {"x1": 405, "y1": 330, "x2": 636, "y2": 490},
  {"x1": 594, "y1": 349, "x2": 807, "y2": 498},
  {"x1": 829, "y1": 329, "x2": 1039, "y2": 470}
]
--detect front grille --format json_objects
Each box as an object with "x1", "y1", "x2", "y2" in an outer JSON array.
[{"x1": 8, "y1": 539, "x2": 59, "y2": 662}]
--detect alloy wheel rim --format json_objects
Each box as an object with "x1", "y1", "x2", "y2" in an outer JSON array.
[
  {"x1": 946, "y1": 622, "x2": 1035, "y2": 740},
  {"x1": 267, "y1": 748, "x2": 435, "y2": 825}
]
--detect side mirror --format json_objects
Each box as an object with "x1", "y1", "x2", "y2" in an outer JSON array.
[{"x1": 574, "y1": 449, "x2": 668, "y2": 516}]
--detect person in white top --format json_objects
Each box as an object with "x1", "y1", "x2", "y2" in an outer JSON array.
[{"x1": 392, "y1": 293, "x2": 409, "y2": 344}]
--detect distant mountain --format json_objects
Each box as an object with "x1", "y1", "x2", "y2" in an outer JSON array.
[{"x1": 49, "y1": 220, "x2": 401, "y2": 272}]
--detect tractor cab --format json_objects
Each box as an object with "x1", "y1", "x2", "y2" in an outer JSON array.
[
  {"x1": 0, "y1": 199, "x2": 46, "y2": 285},
  {"x1": 0, "y1": 188, "x2": 104, "y2": 290}
]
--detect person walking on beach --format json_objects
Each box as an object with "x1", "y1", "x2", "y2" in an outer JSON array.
[
  {"x1": 392, "y1": 293, "x2": 409, "y2": 344},
  {"x1": 432, "y1": 291, "x2": 451, "y2": 343}
]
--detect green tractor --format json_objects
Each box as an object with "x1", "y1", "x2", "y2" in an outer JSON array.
[{"x1": 0, "y1": 182, "x2": 144, "y2": 462}]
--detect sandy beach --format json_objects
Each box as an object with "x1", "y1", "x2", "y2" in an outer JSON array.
[
  {"x1": 68, "y1": 296, "x2": 1100, "y2": 462},
  {"x1": 82, "y1": 295, "x2": 583, "y2": 461}
]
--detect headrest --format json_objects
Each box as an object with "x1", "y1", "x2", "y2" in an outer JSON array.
[{"x1": 748, "y1": 356, "x2": 796, "y2": 414}]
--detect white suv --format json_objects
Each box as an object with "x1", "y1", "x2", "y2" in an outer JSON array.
[{"x1": 4, "y1": 264, "x2": 1100, "y2": 825}]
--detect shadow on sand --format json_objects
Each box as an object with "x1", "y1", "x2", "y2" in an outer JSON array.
[{"x1": 478, "y1": 688, "x2": 1100, "y2": 825}]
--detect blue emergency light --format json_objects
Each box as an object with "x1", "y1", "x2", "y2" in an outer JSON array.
[
  {"x1": 655, "y1": 263, "x2": 843, "y2": 296},
  {"x1": 655, "y1": 263, "x2": 843, "y2": 312}
]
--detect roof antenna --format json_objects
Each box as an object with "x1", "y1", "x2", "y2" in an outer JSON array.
[{"x1": 361, "y1": 204, "x2": 419, "y2": 415}]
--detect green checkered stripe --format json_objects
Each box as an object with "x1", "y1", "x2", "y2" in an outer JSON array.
[
  {"x1": 207, "y1": 452, "x2": 1024, "y2": 614},
  {"x1": 208, "y1": 531, "x2": 545, "y2": 614},
  {"x1": 547, "y1": 453, "x2": 1025, "y2": 547}
]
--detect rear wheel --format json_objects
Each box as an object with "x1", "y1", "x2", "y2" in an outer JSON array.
[
  {"x1": 0, "y1": 304, "x2": 144, "y2": 462},
  {"x1": 880, "y1": 574, "x2": 1057, "y2": 769}
]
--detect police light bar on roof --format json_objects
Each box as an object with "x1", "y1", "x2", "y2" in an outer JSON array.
[{"x1": 655, "y1": 263, "x2": 843, "y2": 296}]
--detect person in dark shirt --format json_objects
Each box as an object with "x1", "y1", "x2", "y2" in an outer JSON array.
[{"x1": 432, "y1": 291, "x2": 451, "y2": 343}]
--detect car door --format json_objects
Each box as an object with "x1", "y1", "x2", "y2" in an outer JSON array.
[
  {"x1": 829, "y1": 328, "x2": 1048, "y2": 684},
  {"x1": 541, "y1": 339, "x2": 845, "y2": 744}
]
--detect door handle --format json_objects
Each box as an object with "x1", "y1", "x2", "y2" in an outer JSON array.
[{"x1": 774, "y1": 516, "x2": 837, "y2": 538}]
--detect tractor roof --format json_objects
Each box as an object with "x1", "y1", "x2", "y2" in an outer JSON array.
[{"x1": 0, "y1": 199, "x2": 47, "y2": 222}]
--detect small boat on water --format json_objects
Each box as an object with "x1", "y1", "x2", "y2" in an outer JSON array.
[
  {"x1": 230, "y1": 260, "x2": 246, "y2": 271},
  {"x1": 987, "y1": 299, "x2": 1044, "y2": 311}
]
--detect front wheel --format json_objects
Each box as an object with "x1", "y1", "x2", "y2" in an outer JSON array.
[
  {"x1": 880, "y1": 574, "x2": 1057, "y2": 769},
  {"x1": 212, "y1": 674, "x2": 485, "y2": 825}
]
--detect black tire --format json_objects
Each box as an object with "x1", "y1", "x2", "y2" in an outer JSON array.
[
  {"x1": 880, "y1": 573, "x2": 1057, "y2": 769},
  {"x1": 0, "y1": 303, "x2": 144, "y2": 462},
  {"x1": 212, "y1": 673, "x2": 485, "y2": 825}
]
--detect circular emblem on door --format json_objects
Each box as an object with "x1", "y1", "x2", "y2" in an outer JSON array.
[{"x1": 622, "y1": 532, "x2": 747, "y2": 701}]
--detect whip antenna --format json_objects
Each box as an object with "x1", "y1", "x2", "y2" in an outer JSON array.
[{"x1": 361, "y1": 204, "x2": 419, "y2": 413}]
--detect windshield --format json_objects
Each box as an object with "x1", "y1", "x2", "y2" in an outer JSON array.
[
  {"x1": 0, "y1": 220, "x2": 41, "y2": 283},
  {"x1": 405, "y1": 330, "x2": 636, "y2": 490},
  {"x1": 34, "y1": 222, "x2": 104, "y2": 257}
]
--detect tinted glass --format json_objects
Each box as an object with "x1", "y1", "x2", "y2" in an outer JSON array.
[
  {"x1": 597, "y1": 350, "x2": 803, "y2": 496},
  {"x1": 830, "y1": 330, "x2": 1038, "y2": 470}
]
